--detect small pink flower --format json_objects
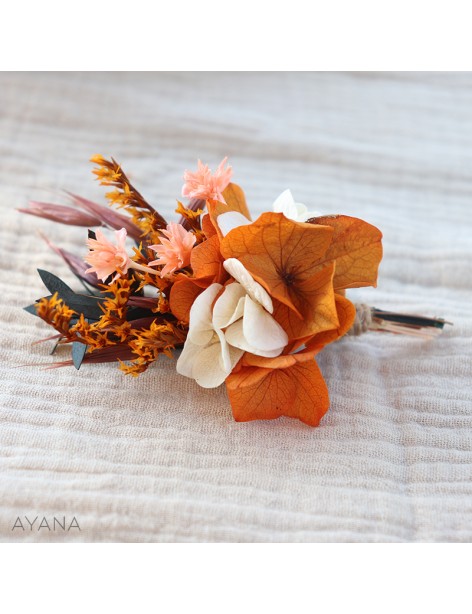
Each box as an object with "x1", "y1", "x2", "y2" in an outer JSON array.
[
  {"x1": 85, "y1": 228, "x2": 159, "y2": 283},
  {"x1": 85, "y1": 228, "x2": 131, "y2": 282},
  {"x1": 149, "y1": 223, "x2": 197, "y2": 278},
  {"x1": 182, "y1": 157, "x2": 233, "y2": 203}
]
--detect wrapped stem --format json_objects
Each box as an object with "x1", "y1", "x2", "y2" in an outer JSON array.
[{"x1": 348, "y1": 304, "x2": 450, "y2": 338}]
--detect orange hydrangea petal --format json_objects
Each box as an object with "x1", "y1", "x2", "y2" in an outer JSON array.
[
  {"x1": 221, "y1": 212, "x2": 334, "y2": 316},
  {"x1": 239, "y1": 352, "x2": 298, "y2": 370},
  {"x1": 282, "y1": 292, "x2": 356, "y2": 354},
  {"x1": 221, "y1": 182, "x2": 252, "y2": 220},
  {"x1": 306, "y1": 293, "x2": 356, "y2": 350},
  {"x1": 169, "y1": 226, "x2": 229, "y2": 323},
  {"x1": 190, "y1": 234, "x2": 227, "y2": 284},
  {"x1": 169, "y1": 277, "x2": 204, "y2": 324},
  {"x1": 226, "y1": 357, "x2": 330, "y2": 426},
  {"x1": 207, "y1": 182, "x2": 252, "y2": 240},
  {"x1": 201, "y1": 213, "x2": 217, "y2": 238},
  {"x1": 271, "y1": 262, "x2": 338, "y2": 341},
  {"x1": 308, "y1": 215, "x2": 383, "y2": 290}
]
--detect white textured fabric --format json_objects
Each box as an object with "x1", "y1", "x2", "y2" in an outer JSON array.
[{"x1": 0, "y1": 72, "x2": 471, "y2": 542}]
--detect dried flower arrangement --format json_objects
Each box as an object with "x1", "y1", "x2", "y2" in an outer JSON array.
[{"x1": 21, "y1": 157, "x2": 448, "y2": 426}]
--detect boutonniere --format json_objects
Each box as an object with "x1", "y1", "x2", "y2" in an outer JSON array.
[{"x1": 21, "y1": 157, "x2": 449, "y2": 426}]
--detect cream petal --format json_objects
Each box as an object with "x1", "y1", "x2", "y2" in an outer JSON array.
[
  {"x1": 177, "y1": 323, "x2": 244, "y2": 388},
  {"x1": 225, "y1": 319, "x2": 285, "y2": 358},
  {"x1": 187, "y1": 283, "x2": 223, "y2": 346},
  {"x1": 191, "y1": 341, "x2": 243, "y2": 388},
  {"x1": 176, "y1": 338, "x2": 204, "y2": 379},
  {"x1": 223, "y1": 258, "x2": 273, "y2": 314},
  {"x1": 272, "y1": 189, "x2": 295, "y2": 212},
  {"x1": 228, "y1": 344, "x2": 245, "y2": 370},
  {"x1": 212, "y1": 282, "x2": 246, "y2": 330},
  {"x1": 214, "y1": 327, "x2": 232, "y2": 373},
  {"x1": 273, "y1": 189, "x2": 318, "y2": 222},
  {"x1": 190, "y1": 342, "x2": 229, "y2": 388},
  {"x1": 273, "y1": 189, "x2": 299, "y2": 220},
  {"x1": 215, "y1": 326, "x2": 245, "y2": 374},
  {"x1": 217, "y1": 211, "x2": 251, "y2": 237},
  {"x1": 295, "y1": 203, "x2": 308, "y2": 219},
  {"x1": 242, "y1": 296, "x2": 288, "y2": 352}
]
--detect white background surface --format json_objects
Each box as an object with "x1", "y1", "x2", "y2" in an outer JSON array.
[{"x1": 1, "y1": 72, "x2": 471, "y2": 542}]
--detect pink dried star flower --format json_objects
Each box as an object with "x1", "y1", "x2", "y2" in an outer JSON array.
[
  {"x1": 85, "y1": 228, "x2": 131, "y2": 282},
  {"x1": 149, "y1": 222, "x2": 197, "y2": 278},
  {"x1": 85, "y1": 228, "x2": 157, "y2": 282},
  {"x1": 182, "y1": 157, "x2": 233, "y2": 203}
]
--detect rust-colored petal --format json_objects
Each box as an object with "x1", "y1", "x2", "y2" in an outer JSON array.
[
  {"x1": 307, "y1": 293, "x2": 356, "y2": 350},
  {"x1": 169, "y1": 276, "x2": 203, "y2": 324},
  {"x1": 282, "y1": 292, "x2": 356, "y2": 353},
  {"x1": 169, "y1": 231, "x2": 228, "y2": 323},
  {"x1": 207, "y1": 182, "x2": 252, "y2": 241},
  {"x1": 221, "y1": 182, "x2": 252, "y2": 220},
  {"x1": 201, "y1": 213, "x2": 217, "y2": 238},
  {"x1": 221, "y1": 212, "x2": 334, "y2": 316},
  {"x1": 272, "y1": 262, "x2": 338, "y2": 341},
  {"x1": 226, "y1": 356, "x2": 330, "y2": 427},
  {"x1": 190, "y1": 234, "x2": 227, "y2": 284},
  {"x1": 239, "y1": 352, "x2": 298, "y2": 370},
  {"x1": 308, "y1": 215, "x2": 383, "y2": 290}
]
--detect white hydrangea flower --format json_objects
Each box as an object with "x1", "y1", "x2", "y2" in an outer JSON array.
[
  {"x1": 216, "y1": 211, "x2": 251, "y2": 237},
  {"x1": 272, "y1": 189, "x2": 320, "y2": 222},
  {"x1": 177, "y1": 268, "x2": 288, "y2": 389},
  {"x1": 216, "y1": 189, "x2": 320, "y2": 238}
]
